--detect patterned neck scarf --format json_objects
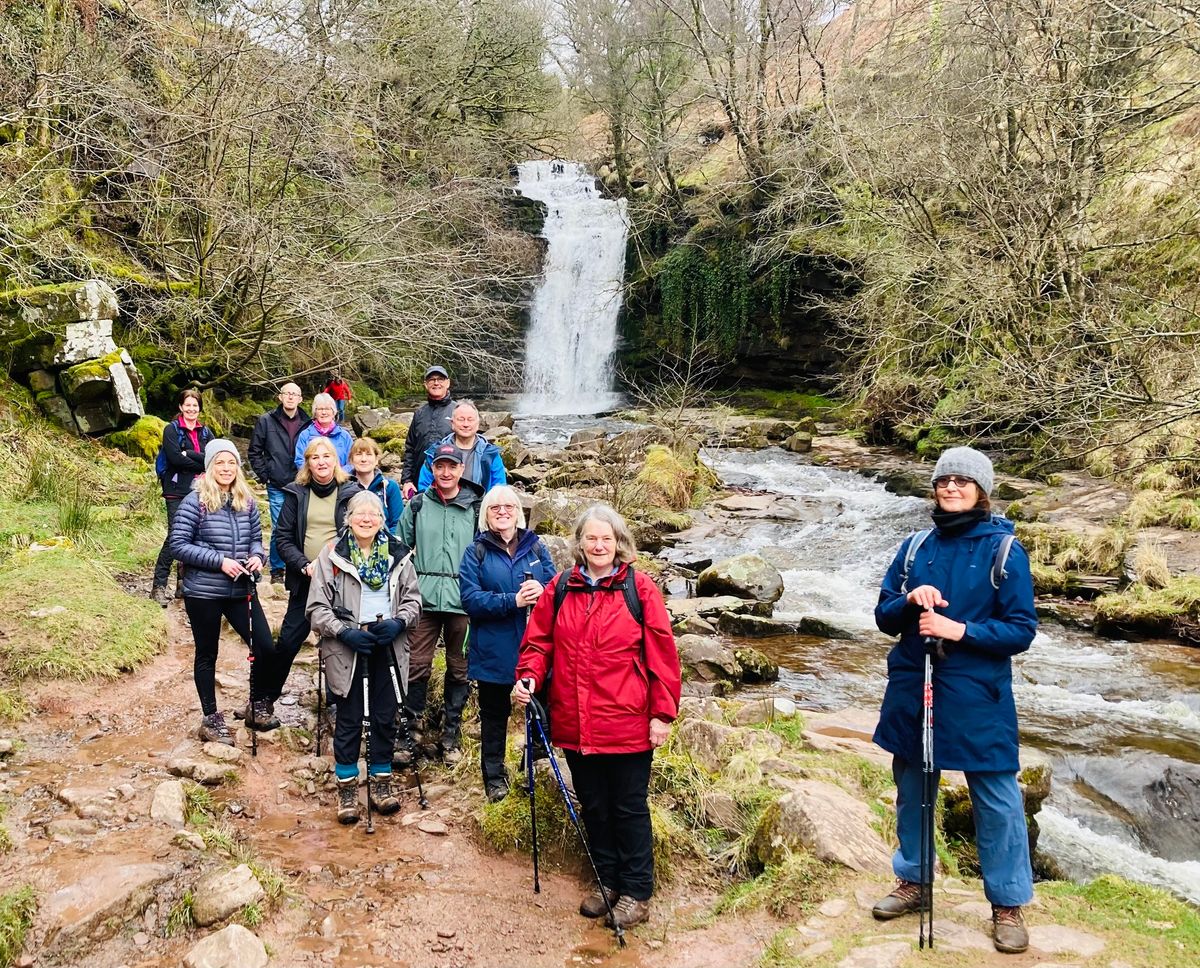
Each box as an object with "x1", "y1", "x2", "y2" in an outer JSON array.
[{"x1": 350, "y1": 534, "x2": 389, "y2": 590}]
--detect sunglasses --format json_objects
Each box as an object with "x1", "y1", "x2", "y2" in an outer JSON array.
[{"x1": 933, "y1": 475, "x2": 977, "y2": 490}]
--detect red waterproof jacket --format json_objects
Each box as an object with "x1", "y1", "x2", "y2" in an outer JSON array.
[
  {"x1": 515, "y1": 563, "x2": 681, "y2": 754},
  {"x1": 324, "y1": 379, "x2": 352, "y2": 401}
]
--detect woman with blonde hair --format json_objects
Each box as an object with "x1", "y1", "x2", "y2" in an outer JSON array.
[
  {"x1": 266, "y1": 437, "x2": 362, "y2": 729},
  {"x1": 169, "y1": 440, "x2": 272, "y2": 746},
  {"x1": 459, "y1": 485, "x2": 556, "y2": 801},
  {"x1": 514, "y1": 503, "x2": 681, "y2": 929}
]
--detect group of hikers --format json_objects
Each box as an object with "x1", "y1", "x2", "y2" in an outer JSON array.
[{"x1": 145, "y1": 363, "x2": 1038, "y2": 949}]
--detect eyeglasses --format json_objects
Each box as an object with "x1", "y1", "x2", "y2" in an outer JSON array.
[
  {"x1": 933, "y1": 475, "x2": 976, "y2": 490},
  {"x1": 490, "y1": 504, "x2": 517, "y2": 512},
  {"x1": 351, "y1": 513, "x2": 383, "y2": 522}
]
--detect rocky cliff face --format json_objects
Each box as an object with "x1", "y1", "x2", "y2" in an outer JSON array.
[{"x1": 2, "y1": 280, "x2": 145, "y2": 433}]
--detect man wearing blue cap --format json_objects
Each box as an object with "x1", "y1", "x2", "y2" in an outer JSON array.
[{"x1": 401, "y1": 365, "x2": 455, "y2": 501}]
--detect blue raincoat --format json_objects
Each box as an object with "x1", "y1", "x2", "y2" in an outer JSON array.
[{"x1": 873, "y1": 514, "x2": 1037, "y2": 772}]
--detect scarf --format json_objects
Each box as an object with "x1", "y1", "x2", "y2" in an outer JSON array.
[
  {"x1": 309, "y1": 478, "x2": 337, "y2": 498},
  {"x1": 350, "y1": 534, "x2": 389, "y2": 590},
  {"x1": 931, "y1": 506, "x2": 988, "y2": 534},
  {"x1": 314, "y1": 421, "x2": 337, "y2": 436}
]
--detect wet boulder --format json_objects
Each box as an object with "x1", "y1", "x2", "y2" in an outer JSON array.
[
  {"x1": 41, "y1": 863, "x2": 172, "y2": 947},
  {"x1": 697, "y1": 553, "x2": 784, "y2": 605},
  {"x1": 734, "y1": 646, "x2": 779, "y2": 683}
]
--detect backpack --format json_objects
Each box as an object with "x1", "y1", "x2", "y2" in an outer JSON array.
[
  {"x1": 551, "y1": 564, "x2": 645, "y2": 627},
  {"x1": 900, "y1": 526, "x2": 1016, "y2": 592}
]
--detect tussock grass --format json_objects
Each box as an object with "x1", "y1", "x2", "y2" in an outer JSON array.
[
  {"x1": 0, "y1": 885, "x2": 35, "y2": 968},
  {"x1": 1096, "y1": 575, "x2": 1200, "y2": 630},
  {"x1": 1131, "y1": 542, "x2": 1172, "y2": 589},
  {"x1": 0, "y1": 689, "x2": 23, "y2": 724},
  {"x1": 714, "y1": 849, "x2": 844, "y2": 918},
  {"x1": 165, "y1": 890, "x2": 194, "y2": 937},
  {"x1": 184, "y1": 783, "x2": 216, "y2": 827},
  {"x1": 0, "y1": 547, "x2": 166, "y2": 683}
]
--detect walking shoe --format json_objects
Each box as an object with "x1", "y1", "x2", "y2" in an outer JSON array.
[
  {"x1": 578, "y1": 885, "x2": 618, "y2": 919},
  {"x1": 270, "y1": 568, "x2": 285, "y2": 585},
  {"x1": 197, "y1": 712, "x2": 234, "y2": 746},
  {"x1": 336, "y1": 776, "x2": 360, "y2": 825},
  {"x1": 441, "y1": 743, "x2": 463, "y2": 767},
  {"x1": 992, "y1": 905, "x2": 1029, "y2": 953},
  {"x1": 247, "y1": 699, "x2": 281, "y2": 732},
  {"x1": 484, "y1": 778, "x2": 510, "y2": 803},
  {"x1": 605, "y1": 895, "x2": 650, "y2": 928},
  {"x1": 368, "y1": 773, "x2": 401, "y2": 815},
  {"x1": 174, "y1": 581, "x2": 185, "y2": 600},
  {"x1": 871, "y1": 879, "x2": 923, "y2": 921},
  {"x1": 150, "y1": 585, "x2": 172, "y2": 608}
]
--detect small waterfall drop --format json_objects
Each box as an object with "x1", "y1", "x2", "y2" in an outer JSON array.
[{"x1": 515, "y1": 160, "x2": 629, "y2": 415}]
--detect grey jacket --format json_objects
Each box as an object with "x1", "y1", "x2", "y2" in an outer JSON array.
[
  {"x1": 169, "y1": 491, "x2": 267, "y2": 599},
  {"x1": 306, "y1": 533, "x2": 423, "y2": 698}
]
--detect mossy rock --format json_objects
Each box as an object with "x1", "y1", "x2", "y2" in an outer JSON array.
[
  {"x1": 60, "y1": 350, "x2": 125, "y2": 403},
  {"x1": 368, "y1": 420, "x2": 411, "y2": 445},
  {"x1": 107, "y1": 415, "x2": 167, "y2": 462},
  {"x1": 734, "y1": 646, "x2": 779, "y2": 683}
]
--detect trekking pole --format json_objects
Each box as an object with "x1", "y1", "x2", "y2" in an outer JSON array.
[
  {"x1": 384, "y1": 635, "x2": 428, "y2": 809},
  {"x1": 315, "y1": 654, "x2": 325, "y2": 755},
  {"x1": 523, "y1": 681, "x2": 626, "y2": 948},
  {"x1": 525, "y1": 694, "x2": 540, "y2": 895},
  {"x1": 361, "y1": 651, "x2": 375, "y2": 835},
  {"x1": 245, "y1": 569, "x2": 258, "y2": 759},
  {"x1": 920, "y1": 611, "x2": 942, "y2": 949}
]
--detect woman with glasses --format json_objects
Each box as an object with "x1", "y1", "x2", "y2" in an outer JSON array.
[
  {"x1": 458, "y1": 485, "x2": 557, "y2": 802},
  {"x1": 871, "y1": 447, "x2": 1038, "y2": 954}
]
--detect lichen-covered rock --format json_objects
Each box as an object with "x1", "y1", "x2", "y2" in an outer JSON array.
[
  {"x1": 698, "y1": 554, "x2": 784, "y2": 604},
  {"x1": 36, "y1": 391, "x2": 78, "y2": 433},
  {"x1": 61, "y1": 350, "x2": 126, "y2": 403},
  {"x1": 750, "y1": 779, "x2": 892, "y2": 873},
  {"x1": 108, "y1": 414, "x2": 167, "y2": 461},
  {"x1": 784, "y1": 431, "x2": 814, "y2": 453},
  {"x1": 367, "y1": 415, "x2": 413, "y2": 444}
]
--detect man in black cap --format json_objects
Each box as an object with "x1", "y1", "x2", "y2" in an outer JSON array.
[
  {"x1": 401, "y1": 365, "x2": 455, "y2": 500},
  {"x1": 396, "y1": 443, "x2": 482, "y2": 763}
]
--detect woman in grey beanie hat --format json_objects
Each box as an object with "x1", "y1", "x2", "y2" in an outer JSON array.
[{"x1": 871, "y1": 446, "x2": 1038, "y2": 953}]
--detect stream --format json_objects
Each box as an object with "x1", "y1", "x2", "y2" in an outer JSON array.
[{"x1": 514, "y1": 418, "x2": 1200, "y2": 903}]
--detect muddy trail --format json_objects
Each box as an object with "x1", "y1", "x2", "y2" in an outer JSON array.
[{"x1": 0, "y1": 584, "x2": 1145, "y2": 968}]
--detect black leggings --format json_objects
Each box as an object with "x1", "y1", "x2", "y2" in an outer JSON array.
[
  {"x1": 184, "y1": 594, "x2": 275, "y2": 716},
  {"x1": 153, "y1": 497, "x2": 184, "y2": 589},
  {"x1": 333, "y1": 648, "x2": 400, "y2": 770}
]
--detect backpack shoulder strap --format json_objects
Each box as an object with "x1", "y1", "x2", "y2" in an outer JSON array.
[
  {"x1": 992, "y1": 534, "x2": 1016, "y2": 589},
  {"x1": 900, "y1": 529, "x2": 932, "y2": 592},
  {"x1": 619, "y1": 564, "x2": 644, "y2": 626},
  {"x1": 551, "y1": 571, "x2": 570, "y2": 622},
  {"x1": 474, "y1": 539, "x2": 486, "y2": 563}
]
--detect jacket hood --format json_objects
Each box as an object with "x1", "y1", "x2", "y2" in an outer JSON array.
[
  {"x1": 565, "y1": 560, "x2": 631, "y2": 588},
  {"x1": 948, "y1": 513, "x2": 1016, "y2": 539}
]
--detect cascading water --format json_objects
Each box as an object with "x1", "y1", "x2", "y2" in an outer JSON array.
[{"x1": 515, "y1": 161, "x2": 629, "y2": 415}]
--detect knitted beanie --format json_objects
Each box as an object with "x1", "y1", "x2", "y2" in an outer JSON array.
[
  {"x1": 931, "y1": 446, "x2": 994, "y2": 495},
  {"x1": 204, "y1": 438, "x2": 241, "y2": 471}
]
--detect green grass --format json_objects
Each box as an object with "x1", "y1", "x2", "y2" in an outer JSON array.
[
  {"x1": 714, "y1": 849, "x2": 844, "y2": 917},
  {"x1": 184, "y1": 783, "x2": 216, "y2": 827},
  {"x1": 0, "y1": 886, "x2": 35, "y2": 968},
  {"x1": 1096, "y1": 575, "x2": 1200, "y2": 633},
  {"x1": 0, "y1": 547, "x2": 166, "y2": 682},
  {"x1": 0, "y1": 689, "x2": 25, "y2": 724},
  {"x1": 165, "y1": 890, "x2": 194, "y2": 937},
  {"x1": 241, "y1": 902, "x2": 264, "y2": 927},
  {"x1": 1039, "y1": 875, "x2": 1200, "y2": 966}
]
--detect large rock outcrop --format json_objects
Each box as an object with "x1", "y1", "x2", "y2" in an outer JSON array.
[{"x1": 4, "y1": 280, "x2": 144, "y2": 434}]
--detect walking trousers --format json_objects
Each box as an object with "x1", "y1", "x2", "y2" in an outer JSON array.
[
  {"x1": 891, "y1": 755, "x2": 1034, "y2": 907},
  {"x1": 261, "y1": 575, "x2": 311, "y2": 701},
  {"x1": 183, "y1": 594, "x2": 274, "y2": 716},
  {"x1": 332, "y1": 649, "x2": 399, "y2": 772}
]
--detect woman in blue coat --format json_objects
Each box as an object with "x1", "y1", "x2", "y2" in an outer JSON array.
[
  {"x1": 459, "y1": 484, "x2": 557, "y2": 802},
  {"x1": 871, "y1": 447, "x2": 1038, "y2": 955}
]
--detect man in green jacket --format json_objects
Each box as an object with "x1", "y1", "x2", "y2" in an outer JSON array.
[{"x1": 396, "y1": 443, "x2": 483, "y2": 764}]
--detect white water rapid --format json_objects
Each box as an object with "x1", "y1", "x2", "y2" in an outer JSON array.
[{"x1": 515, "y1": 161, "x2": 629, "y2": 415}]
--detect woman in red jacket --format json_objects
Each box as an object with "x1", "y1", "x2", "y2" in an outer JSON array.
[{"x1": 514, "y1": 503, "x2": 681, "y2": 930}]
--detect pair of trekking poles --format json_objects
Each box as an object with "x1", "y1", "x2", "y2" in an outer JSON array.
[
  {"x1": 521, "y1": 679, "x2": 627, "y2": 948},
  {"x1": 315, "y1": 610, "x2": 429, "y2": 834}
]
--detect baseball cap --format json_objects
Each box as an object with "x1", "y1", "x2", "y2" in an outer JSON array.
[
  {"x1": 424, "y1": 365, "x2": 450, "y2": 380},
  {"x1": 431, "y1": 443, "x2": 464, "y2": 465}
]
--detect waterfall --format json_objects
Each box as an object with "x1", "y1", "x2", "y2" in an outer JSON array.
[{"x1": 515, "y1": 160, "x2": 629, "y2": 415}]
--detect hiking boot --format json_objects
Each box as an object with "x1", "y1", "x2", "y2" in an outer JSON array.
[
  {"x1": 579, "y1": 885, "x2": 618, "y2": 919},
  {"x1": 336, "y1": 776, "x2": 360, "y2": 825},
  {"x1": 872, "y1": 879, "x2": 923, "y2": 921},
  {"x1": 992, "y1": 905, "x2": 1029, "y2": 954},
  {"x1": 441, "y1": 743, "x2": 463, "y2": 767},
  {"x1": 174, "y1": 581, "x2": 185, "y2": 600},
  {"x1": 369, "y1": 773, "x2": 401, "y2": 815},
  {"x1": 150, "y1": 585, "x2": 172, "y2": 608},
  {"x1": 270, "y1": 568, "x2": 285, "y2": 585},
  {"x1": 197, "y1": 712, "x2": 234, "y2": 746},
  {"x1": 605, "y1": 895, "x2": 650, "y2": 928},
  {"x1": 485, "y1": 778, "x2": 510, "y2": 803},
  {"x1": 246, "y1": 699, "x2": 281, "y2": 731}
]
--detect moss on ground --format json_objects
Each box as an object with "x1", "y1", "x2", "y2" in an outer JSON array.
[{"x1": 106, "y1": 414, "x2": 166, "y2": 463}]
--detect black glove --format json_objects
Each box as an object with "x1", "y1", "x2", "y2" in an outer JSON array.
[
  {"x1": 368, "y1": 618, "x2": 405, "y2": 647},
  {"x1": 338, "y1": 627, "x2": 376, "y2": 655}
]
